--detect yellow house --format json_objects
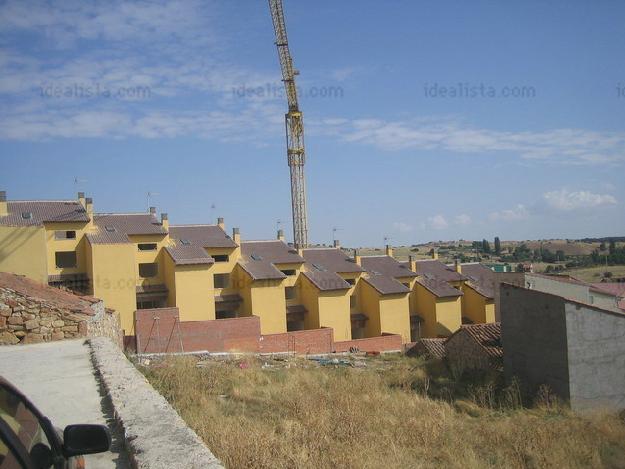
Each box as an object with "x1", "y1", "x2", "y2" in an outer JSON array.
[
  {"x1": 302, "y1": 245, "x2": 365, "y2": 341},
  {"x1": 412, "y1": 277, "x2": 463, "y2": 338},
  {"x1": 236, "y1": 239, "x2": 305, "y2": 334},
  {"x1": 458, "y1": 263, "x2": 496, "y2": 324}
]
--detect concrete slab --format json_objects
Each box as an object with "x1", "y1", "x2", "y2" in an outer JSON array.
[{"x1": 0, "y1": 339, "x2": 129, "y2": 468}]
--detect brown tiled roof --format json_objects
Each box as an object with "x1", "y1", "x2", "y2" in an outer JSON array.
[
  {"x1": 302, "y1": 248, "x2": 364, "y2": 273},
  {"x1": 362, "y1": 275, "x2": 410, "y2": 295},
  {"x1": 0, "y1": 201, "x2": 89, "y2": 226},
  {"x1": 461, "y1": 263, "x2": 495, "y2": 299},
  {"x1": 361, "y1": 256, "x2": 417, "y2": 279},
  {"x1": 591, "y1": 282, "x2": 625, "y2": 310},
  {"x1": 416, "y1": 277, "x2": 463, "y2": 298},
  {"x1": 88, "y1": 213, "x2": 166, "y2": 244},
  {"x1": 0, "y1": 272, "x2": 95, "y2": 315},
  {"x1": 302, "y1": 267, "x2": 351, "y2": 291},
  {"x1": 238, "y1": 258, "x2": 286, "y2": 281},
  {"x1": 165, "y1": 244, "x2": 213, "y2": 266},
  {"x1": 458, "y1": 322, "x2": 502, "y2": 358},
  {"x1": 418, "y1": 338, "x2": 447, "y2": 360},
  {"x1": 413, "y1": 259, "x2": 467, "y2": 282},
  {"x1": 169, "y1": 225, "x2": 237, "y2": 249},
  {"x1": 241, "y1": 240, "x2": 304, "y2": 264}
]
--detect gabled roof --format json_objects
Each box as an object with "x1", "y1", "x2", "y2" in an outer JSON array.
[
  {"x1": 169, "y1": 225, "x2": 237, "y2": 249},
  {"x1": 413, "y1": 259, "x2": 467, "y2": 282},
  {"x1": 361, "y1": 256, "x2": 417, "y2": 279},
  {"x1": 461, "y1": 263, "x2": 495, "y2": 299},
  {"x1": 302, "y1": 248, "x2": 364, "y2": 273},
  {"x1": 451, "y1": 322, "x2": 503, "y2": 358},
  {"x1": 87, "y1": 213, "x2": 166, "y2": 244},
  {"x1": 591, "y1": 282, "x2": 625, "y2": 310},
  {"x1": 165, "y1": 244, "x2": 214, "y2": 266},
  {"x1": 241, "y1": 240, "x2": 305, "y2": 264},
  {"x1": 238, "y1": 258, "x2": 286, "y2": 281},
  {"x1": 0, "y1": 201, "x2": 89, "y2": 226},
  {"x1": 415, "y1": 338, "x2": 447, "y2": 360},
  {"x1": 362, "y1": 275, "x2": 410, "y2": 296},
  {"x1": 302, "y1": 266, "x2": 351, "y2": 291},
  {"x1": 416, "y1": 277, "x2": 463, "y2": 298}
]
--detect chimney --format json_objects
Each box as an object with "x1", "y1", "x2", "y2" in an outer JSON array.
[
  {"x1": 77, "y1": 192, "x2": 86, "y2": 208},
  {"x1": 217, "y1": 217, "x2": 225, "y2": 230},
  {"x1": 277, "y1": 229, "x2": 285, "y2": 242},
  {"x1": 85, "y1": 197, "x2": 93, "y2": 215},
  {"x1": 354, "y1": 249, "x2": 361, "y2": 266},
  {"x1": 333, "y1": 239, "x2": 340, "y2": 249},
  {"x1": 409, "y1": 255, "x2": 417, "y2": 273},
  {"x1": 149, "y1": 206, "x2": 156, "y2": 215},
  {"x1": 454, "y1": 259, "x2": 462, "y2": 273},
  {"x1": 161, "y1": 213, "x2": 169, "y2": 231},
  {"x1": 297, "y1": 247, "x2": 304, "y2": 257},
  {"x1": 385, "y1": 244, "x2": 393, "y2": 258},
  {"x1": 0, "y1": 191, "x2": 7, "y2": 217},
  {"x1": 232, "y1": 227, "x2": 241, "y2": 245},
  {"x1": 431, "y1": 249, "x2": 439, "y2": 260}
]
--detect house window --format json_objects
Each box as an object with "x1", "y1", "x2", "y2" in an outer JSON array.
[
  {"x1": 137, "y1": 299, "x2": 165, "y2": 310},
  {"x1": 213, "y1": 254, "x2": 229, "y2": 262},
  {"x1": 350, "y1": 295, "x2": 357, "y2": 308},
  {"x1": 138, "y1": 243, "x2": 158, "y2": 251},
  {"x1": 285, "y1": 286, "x2": 297, "y2": 300},
  {"x1": 214, "y1": 273, "x2": 230, "y2": 289},
  {"x1": 139, "y1": 263, "x2": 158, "y2": 278},
  {"x1": 55, "y1": 230, "x2": 76, "y2": 240},
  {"x1": 281, "y1": 269, "x2": 297, "y2": 276},
  {"x1": 55, "y1": 251, "x2": 77, "y2": 268}
]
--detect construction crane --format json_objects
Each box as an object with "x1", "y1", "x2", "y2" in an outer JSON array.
[{"x1": 268, "y1": 0, "x2": 308, "y2": 248}]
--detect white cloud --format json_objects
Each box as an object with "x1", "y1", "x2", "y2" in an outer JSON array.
[
  {"x1": 543, "y1": 189, "x2": 617, "y2": 211},
  {"x1": 454, "y1": 214, "x2": 472, "y2": 225},
  {"x1": 427, "y1": 215, "x2": 449, "y2": 230},
  {"x1": 312, "y1": 117, "x2": 625, "y2": 166},
  {"x1": 489, "y1": 204, "x2": 530, "y2": 221},
  {"x1": 392, "y1": 221, "x2": 412, "y2": 233}
]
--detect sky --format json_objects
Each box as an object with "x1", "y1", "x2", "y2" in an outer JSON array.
[{"x1": 1, "y1": 0, "x2": 624, "y2": 247}]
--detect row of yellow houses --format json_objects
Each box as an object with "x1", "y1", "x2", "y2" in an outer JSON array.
[{"x1": 0, "y1": 191, "x2": 496, "y2": 343}]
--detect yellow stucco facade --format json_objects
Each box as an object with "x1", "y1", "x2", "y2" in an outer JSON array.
[
  {"x1": 413, "y1": 282, "x2": 462, "y2": 338},
  {"x1": 461, "y1": 284, "x2": 495, "y2": 324}
]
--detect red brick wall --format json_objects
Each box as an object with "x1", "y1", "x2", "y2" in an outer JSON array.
[
  {"x1": 259, "y1": 328, "x2": 334, "y2": 354},
  {"x1": 135, "y1": 308, "x2": 261, "y2": 353},
  {"x1": 334, "y1": 333, "x2": 403, "y2": 353}
]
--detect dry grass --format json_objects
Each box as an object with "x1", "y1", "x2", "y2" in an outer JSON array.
[{"x1": 140, "y1": 356, "x2": 625, "y2": 469}]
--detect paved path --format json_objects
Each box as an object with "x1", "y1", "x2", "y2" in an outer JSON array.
[{"x1": 0, "y1": 340, "x2": 130, "y2": 468}]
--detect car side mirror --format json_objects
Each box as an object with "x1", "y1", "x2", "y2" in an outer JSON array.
[{"x1": 63, "y1": 424, "x2": 111, "y2": 457}]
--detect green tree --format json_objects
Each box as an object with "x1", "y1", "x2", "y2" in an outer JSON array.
[
  {"x1": 482, "y1": 239, "x2": 491, "y2": 254},
  {"x1": 599, "y1": 242, "x2": 606, "y2": 251},
  {"x1": 494, "y1": 236, "x2": 501, "y2": 255},
  {"x1": 555, "y1": 250, "x2": 566, "y2": 261},
  {"x1": 609, "y1": 239, "x2": 616, "y2": 255}
]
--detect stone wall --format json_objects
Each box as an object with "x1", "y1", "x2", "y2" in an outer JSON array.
[{"x1": 0, "y1": 273, "x2": 123, "y2": 348}]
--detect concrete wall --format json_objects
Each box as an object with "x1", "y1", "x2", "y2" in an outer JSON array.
[
  {"x1": 493, "y1": 272, "x2": 525, "y2": 321},
  {"x1": 564, "y1": 302, "x2": 625, "y2": 412},
  {"x1": 501, "y1": 284, "x2": 571, "y2": 401}
]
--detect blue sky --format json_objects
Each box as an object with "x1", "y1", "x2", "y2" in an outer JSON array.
[{"x1": 1, "y1": 0, "x2": 624, "y2": 247}]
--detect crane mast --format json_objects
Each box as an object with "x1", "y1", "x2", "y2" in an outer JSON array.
[{"x1": 268, "y1": 0, "x2": 308, "y2": 248}]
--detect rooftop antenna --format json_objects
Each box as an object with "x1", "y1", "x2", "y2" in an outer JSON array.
[
  {"x1": 147, "y1": 192, "x2": 159, "y2": 212},
  {"x1": 210, "y1": 203, "x2": 216, "y2": 222},
  {"x1": 332, "y1": 226, "x2": 341, "y2": 243},
  {"x1": 276, "y1": 219, "x2": 282, "y2": 232},
  {"x1": 74, "y1": 176, "x2": 87, "y2": 192}
]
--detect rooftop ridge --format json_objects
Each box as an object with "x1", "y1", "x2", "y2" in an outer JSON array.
[
  {"x1": 94, "y1": 212, "x2": 158, "y2": 217},
  {"x1": 169, "y1": 224, "x2": 219, "y2": 228},
  {"x1": 9, "y1": 199, "x2": 80, "y2": 203}
]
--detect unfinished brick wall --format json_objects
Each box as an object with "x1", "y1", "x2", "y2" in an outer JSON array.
[
  {"x1": 259, "y1": 328, "x2": 334, "y2": 354},
  {"x1": 135, "y1": 308, "x2": 261, "y2": 354},
  {"x1": 334, "y1": 333, "x2": 403, "y2": 353}
]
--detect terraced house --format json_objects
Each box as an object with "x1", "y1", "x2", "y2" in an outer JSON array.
[{"x1": 0, "y1": 191, "x2": 498, "y2": 346}]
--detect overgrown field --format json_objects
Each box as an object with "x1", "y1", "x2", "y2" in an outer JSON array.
[{"x1": 139, "y1": 355, "x2": 625, "y2": 469}]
